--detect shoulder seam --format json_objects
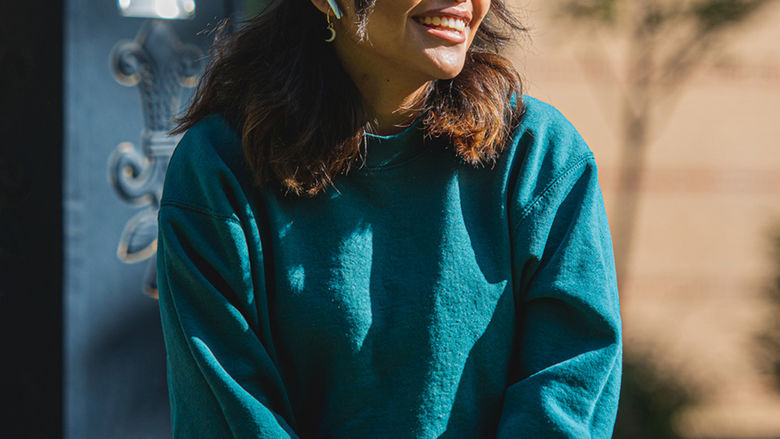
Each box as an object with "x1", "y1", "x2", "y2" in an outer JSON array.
[
  {"x1": 160, "y1": 200, "x2": 241, "y2": 225},
  {"x1": 517, "y1": 153, "x2": 595, "y2": 225}
]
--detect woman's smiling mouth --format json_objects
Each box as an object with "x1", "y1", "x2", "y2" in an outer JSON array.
[
  {"x1": 413, "y1": 15, "x2": 470, "y2": 43},
  {"x1": 415, "y1": 15, "x2": 468, "y2": 32}
]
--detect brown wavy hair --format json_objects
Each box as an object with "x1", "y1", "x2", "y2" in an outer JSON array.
[{"x1": 174, "y1": 0, "x2": 527, "y2": 197}]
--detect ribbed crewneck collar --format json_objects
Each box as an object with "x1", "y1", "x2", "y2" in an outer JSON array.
[{"x1": 361, "y1": 116, "x2": 426, "y2": 169}]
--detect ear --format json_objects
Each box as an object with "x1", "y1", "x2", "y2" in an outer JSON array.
[{"x1": 309, "y1": 0, "x2": 328, "y2": 15}]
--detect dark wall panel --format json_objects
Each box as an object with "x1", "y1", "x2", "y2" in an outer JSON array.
[
  {"x1": 63, "y1": 2, "x2": 231, "y2": 438},
  {"x1": 0, "y1": 0, "x2": 64, "y2": 437}
]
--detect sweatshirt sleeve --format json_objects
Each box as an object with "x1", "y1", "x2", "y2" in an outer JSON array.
[
  {"x1": 496, "y1": 111, "x2": 622, "y2": 437},
  {"x1": 157, "y1": 201, "x2": 300, "y2": 439}
]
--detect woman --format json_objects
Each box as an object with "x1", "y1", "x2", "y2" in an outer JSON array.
[{"x1": 157, "y1": 0, "x2": 622, "y2": 437}]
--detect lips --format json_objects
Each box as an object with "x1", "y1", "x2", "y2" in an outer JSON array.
[
  {"x1": 414, "y1": 15, "x2": 468, "y2": 32},
  {"x1": 411, "y1": 7, "x2": 473, "y2": 44},
  {"x1": 413, "y1": 6, "x2": 473, "y2": 26}
]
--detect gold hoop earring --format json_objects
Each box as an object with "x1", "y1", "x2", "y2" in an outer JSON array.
[{"x1": 325, "y1": 11, "x2": 336, "y2": 43}]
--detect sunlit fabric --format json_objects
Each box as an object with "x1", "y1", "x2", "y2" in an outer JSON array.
[{"x1": 156, "y1": 96, "x2": 623, "y2": 438}]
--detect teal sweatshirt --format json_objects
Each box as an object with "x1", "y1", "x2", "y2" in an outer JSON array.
[{"x1": 156, "y1": 96, "x2": 622, "y2": 438}]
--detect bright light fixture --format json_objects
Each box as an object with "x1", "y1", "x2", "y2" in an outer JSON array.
[
  {"x1": 117, "y1": 0, "x2": 195, "y2": 20},
  {"x1": 181, "y1": 0, "x2": 195, "y2": 14}
]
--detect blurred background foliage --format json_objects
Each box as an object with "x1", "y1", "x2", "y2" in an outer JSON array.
[
  {"x1": 556, "y1": 0, "x2": 776, "y2": 289},
  {"x1": 614, "y1": 353, "x2": 700, "y2": 439},
  {"x1": 543, "y1": 0, "x2": 780, "y2": 437},
  {"x1": 754, "y1": 227, "x2": 780, "y2": 391}
]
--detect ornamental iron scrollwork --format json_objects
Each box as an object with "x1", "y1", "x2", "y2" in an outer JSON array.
[{"x1": 108, "y1": 19, "x2": 203, "y2": 297}]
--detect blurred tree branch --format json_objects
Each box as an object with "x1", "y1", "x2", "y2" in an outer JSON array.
[
  {"x1": 613, "y1": 351, "x2": 700, "y2": 439},
  {"x1": 754, "y1": 227, "x2": 780, "y2": 390},
  {"x1": 557, "y1": 0, "x2": 775, "y2": 292}
]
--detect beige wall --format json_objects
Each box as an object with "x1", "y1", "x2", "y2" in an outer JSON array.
[{"x1": 511, "y1": 1, "x2": 780, "y2": 437}]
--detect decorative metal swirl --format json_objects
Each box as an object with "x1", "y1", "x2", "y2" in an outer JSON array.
[{"x1": 108, "y1": 19, "x2": 203, "y2": 297}]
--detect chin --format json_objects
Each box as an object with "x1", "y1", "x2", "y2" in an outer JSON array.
[
  {"x1": 430, "y1": 62, "x2": 466, "y2": 80},
  {"x1": 423, "y1": 53, "x2": 467, "y2": 80},
  {"x1": 436, "y1": 66, "x2": 464, "y2": 80}
]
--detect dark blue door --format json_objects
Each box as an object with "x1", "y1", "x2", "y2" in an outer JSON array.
[{"x1": 63, "y1": 1, "x2": 237, "y2": 437}]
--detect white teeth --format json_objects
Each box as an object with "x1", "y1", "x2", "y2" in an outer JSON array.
[{"x1": 417, "y1": 16, "x2": 467, "y2": 32}]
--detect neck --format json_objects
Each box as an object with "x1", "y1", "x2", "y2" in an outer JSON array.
[
  {"x1": 359, "y1": 77, "x2": 431, "y2": 136},
  {"x1": 334, "y1": 39, "x2": 432, "y2": 136}
]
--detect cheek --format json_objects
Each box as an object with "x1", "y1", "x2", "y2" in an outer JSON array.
[
  {"x1": 363, "y1": 11, "x2": 407, "y2": 48},
  {"x1": 475, "y1": 0, "x2": 491, "y2": 19},
  {"x1": 471, "y1": 0, "x2": 491, "y2": 34}
]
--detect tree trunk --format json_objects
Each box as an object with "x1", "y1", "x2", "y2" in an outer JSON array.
[
  {"x1": 613, "y1": 1, "x2": 654, "y2": 296},
  {"x1": 613, "y1": 106, "x2": 649, "y2": 294}
]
